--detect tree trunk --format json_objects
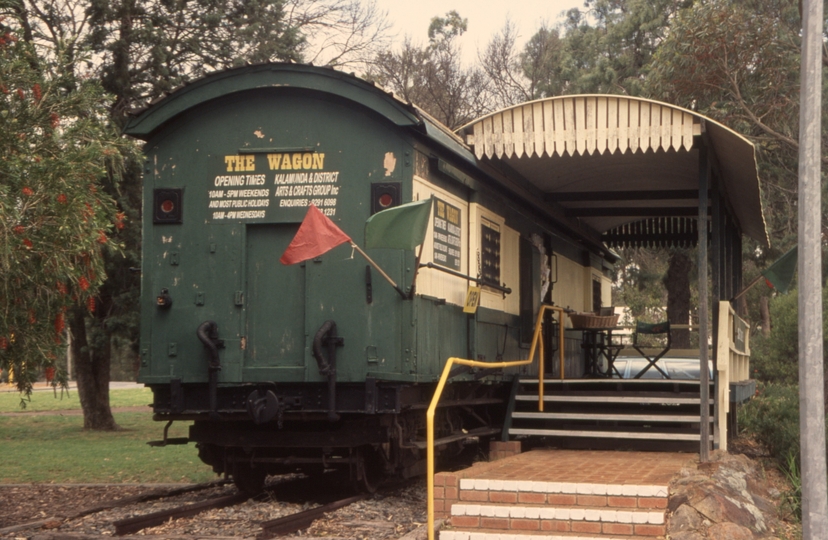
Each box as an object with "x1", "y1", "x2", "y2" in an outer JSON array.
[
  {"x1": 70, "y1": 308, "x2": 119, "y2": 431},
  {"x1": 664, "y1": 249, "x2": 693, "y2": 349},
  {"x1": 760, "y1": 295, "x2": 771, "y2": 337}
]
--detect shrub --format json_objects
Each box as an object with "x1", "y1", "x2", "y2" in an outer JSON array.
[
  {"x1": 738, "y1": 382, "x2": 805, "y2": 520},
  {"x1": 739, "y1": 382, "x2": 801, "y2": 469},
  {"x1": 749, "y1": 284, "x2": 828, "y2": 385}
]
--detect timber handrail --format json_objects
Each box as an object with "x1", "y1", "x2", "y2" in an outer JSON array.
[{"x1": 426, "y1": 304, "x2": 565, "y2": 540}]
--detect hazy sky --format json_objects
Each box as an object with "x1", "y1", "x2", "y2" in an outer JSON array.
[{"x1": 373, "y1": 0, "x2": 585, "y2": 63}]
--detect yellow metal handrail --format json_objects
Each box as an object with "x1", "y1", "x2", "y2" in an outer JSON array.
[{"x1": 426, "y1": 304, "x2": 565, "y2": 540}]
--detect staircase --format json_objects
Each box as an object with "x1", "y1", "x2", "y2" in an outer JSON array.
[
  {"x1": 503, "y1": 378, "x2": 714, "y2": 450},
  {"x1": 440, "y1": 476, "x2": 669, "y2": 539}
]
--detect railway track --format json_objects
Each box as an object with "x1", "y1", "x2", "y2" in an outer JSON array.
[
  {"x1": 111, "y1": 491, "x2": 366, "y2": 537},
  {"x1": 113, "y1": 492, "x2": 251, "y2": 535},
  {"x1": 108, "y1": 473, "x2": 368, "y2": 537},
  {"x1": 1, "y1": 474, "x2": 425, "y2": 539},
  {"x1": 258, "y1": 494, "x2": 366, "y2": 538}
]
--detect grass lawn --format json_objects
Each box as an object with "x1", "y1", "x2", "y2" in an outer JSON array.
[
  {"x1": 0, "y1": 386, "x2": 152, "y2": 412},
  {"x1": 0, "y1": 388, "x2": 218, "y2": 484}
]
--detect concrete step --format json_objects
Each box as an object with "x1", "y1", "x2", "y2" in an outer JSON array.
[
  {"x1": 509, "y1": 428, "x2": 700, "y2": 441},
  {"x1": 515, "y1": 394, "x2": 711, "y2": 405},
  {"x1": 512, "y1": 411, "x2": 711, "y2": 423}
]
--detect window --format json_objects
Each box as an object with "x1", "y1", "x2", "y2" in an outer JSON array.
[{"x1": 480, "y1": 218, "x2": 501, "y2": 287}]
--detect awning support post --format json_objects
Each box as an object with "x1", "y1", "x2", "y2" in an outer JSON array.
[{"x1": 698, "y1": 143, "x2": 710, "y2": 463}]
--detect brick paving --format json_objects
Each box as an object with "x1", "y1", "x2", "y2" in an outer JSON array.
[{"x1": 468, "y1": 448, "x2": 696, "y2": 486}]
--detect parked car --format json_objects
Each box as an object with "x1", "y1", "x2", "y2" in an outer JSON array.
[{"x1": 613, "y1": 357, "x2": 713, "y2": 380}]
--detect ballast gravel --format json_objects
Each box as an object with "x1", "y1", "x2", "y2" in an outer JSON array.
[{"x1": 0, "y1": 478, "x2": 429, "y2": 540}]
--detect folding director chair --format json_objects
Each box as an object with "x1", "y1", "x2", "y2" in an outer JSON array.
[{"x1": 631, "y1": 321, "x2": 671, "y2": 379}]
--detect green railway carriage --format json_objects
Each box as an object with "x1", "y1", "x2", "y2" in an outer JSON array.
[{"x1": 125, "y1": 63, "x2": 613, "y2": 492}]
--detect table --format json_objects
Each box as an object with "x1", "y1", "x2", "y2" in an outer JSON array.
[{"x1": 578, "y1": 327, "x2": 626, "y2": 378}]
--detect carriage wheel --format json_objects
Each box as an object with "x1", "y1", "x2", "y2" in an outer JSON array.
[{"x1": 232, "y1": 461, "x2": 267, "y2": 495}]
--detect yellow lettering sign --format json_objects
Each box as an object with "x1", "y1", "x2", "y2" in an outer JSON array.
[
  {"x1": 463, "y1": 286, "x2": 481, "y2": 314},
  {"x1": 267, "y1": 154, "x2": 281, "y2": 169},
  {"x1": 446, "y1": 206, "x2": 460, "y2": 225},
  {"x1": 224, "y1": 155, "x2": 256, "y2": 172},
  {"x1": 265, "y1": 153, "x2": 326, "y2": 171},
  {"x1": 436, "y1": 200, "x2": 446, "y2": 219}
]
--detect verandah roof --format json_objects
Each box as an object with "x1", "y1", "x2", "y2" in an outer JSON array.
[{"x1": 458, "y1": 95, "x2": 769, "y2": 248}]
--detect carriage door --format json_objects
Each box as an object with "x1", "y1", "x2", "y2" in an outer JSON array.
[{"x1": 244, "y1": 224, "x2": 306, "y2": 371}]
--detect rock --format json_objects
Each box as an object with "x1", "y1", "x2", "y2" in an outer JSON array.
[
  {"x1": 667, "y1": 448, "x2": 786, "y2": 540},
  {"x1": 670, "y1": 531, "x2": 706, "y2": 540},
  {"x1": 668, "y1": 491, "x2": 690, "y2": 513},
  {"x1": 694, "y1": 492, "x2": 758, "y2": 528},
  {"x1": 707, "y1": 521, "x2": 756, "y2": 539},
  {"x1": 668, "y1": 505, "x2": 704, "y2": 533}
]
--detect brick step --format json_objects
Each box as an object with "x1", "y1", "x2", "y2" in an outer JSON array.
[
  {"x1": 448, "y1": 503, "x2": 665, "y2": 536},
  {"x1": 457, "y1": 479, "x2": 668, "y2": 509},
  {"x1": 440, "y1": 529, "x2": 650, "y2": 540}
]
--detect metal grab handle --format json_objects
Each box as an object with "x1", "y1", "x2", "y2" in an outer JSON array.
[{"x1": 426, "y1": 304, "x2": 566, "y2": 540}]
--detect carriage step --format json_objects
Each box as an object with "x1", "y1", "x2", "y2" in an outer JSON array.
[
  {"x1": 512, "y1": 412, "x2": 711, "y2": 423},
  {"x1": 516, "y1": 395, "x2": 711, "y2": 405},
  {"x1": 508, "y1": 428, "x2": 700, "y2": 441}
]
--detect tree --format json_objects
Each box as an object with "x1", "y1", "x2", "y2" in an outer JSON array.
[
  {"x1": 286, "y1": 0, "x2": 391, "y2": 68},
  {"x1": 645, "y1": 0, "x2": 813, "y2": 331},
  {"x1": 664, "y1": 249, "x2": 693, "y2": 348},
  {"x1": 612, "y1": 248, "x2": 669, "y2": 324},
  {"x1": 490, "y1": 0, "x2": 687, "y2": 100},
  {"x1": 478, "y1": 21, "x2": 556, "y2": 109},
  {"x1": 0, "y1": 15, "x2": 134, "y2": 412},
  {"x1": 368, "y1": 11, "x2": 488, "y2": 129}
]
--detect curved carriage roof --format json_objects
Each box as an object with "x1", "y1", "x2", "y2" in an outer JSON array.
[
  {"x1": 124, "y1": 63, "x2": 423, "y2": 138},
  {"x1": 459, "y1": 95, "x2": 769, "y2": 247}
]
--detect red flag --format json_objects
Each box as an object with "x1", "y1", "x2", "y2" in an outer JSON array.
[{"x1": 280, "y1": 205, "x2": 352, "y2": 265}]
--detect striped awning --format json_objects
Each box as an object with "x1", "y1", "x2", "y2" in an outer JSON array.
[{"x1": 459, "y1": 95, "x2": 768, "y2": 247}]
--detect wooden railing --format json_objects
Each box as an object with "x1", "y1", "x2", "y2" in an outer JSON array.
[{"x1": 715, "y1": 300, "x2": 751, "y2": 451}]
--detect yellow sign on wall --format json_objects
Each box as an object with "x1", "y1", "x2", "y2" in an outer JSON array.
[{"x1": 463, "y1": 286, "x2": 481, "y2": 314}]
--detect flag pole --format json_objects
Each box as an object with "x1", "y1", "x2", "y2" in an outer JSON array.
[
  {"x1": 731, "y1": 274, "x2": 764, "y2": 302},
  {"x1": 351, "y1": 243, "x2": 408, "y2": 299},
  {"x1": 408, "y1": 243, "x2": 425, "y2": 299}
]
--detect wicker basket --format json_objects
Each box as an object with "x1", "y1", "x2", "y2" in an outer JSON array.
[{"x1": 568, "y1": 312, "x2": 619, "y2": 329}]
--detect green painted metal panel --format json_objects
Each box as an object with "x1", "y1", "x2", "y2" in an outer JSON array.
[
  {"x1": 137, "y1": 83, "x2": 413, "y2": 385},
  {"x1": 413, "y1": 296, "x2": 468, "y2": 377},
  {"x1": 245, "y1": 224, "x2": 304, "y2": 368}
]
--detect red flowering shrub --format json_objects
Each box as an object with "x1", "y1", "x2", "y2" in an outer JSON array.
[{"x1": 1, "y1": 25, "x2": 137, "y2": 395}]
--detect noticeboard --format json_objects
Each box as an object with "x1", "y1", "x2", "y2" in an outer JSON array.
[{"x1": 432, "y1": 198, "x2": 462, "y2": 271}]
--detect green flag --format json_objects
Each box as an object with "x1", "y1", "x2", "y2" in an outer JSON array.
[
  {"x1": 762, "y1": 246, "x2": 796, "y2": 294},
  {"x1": 365, "y1": 198, "x2": 432, "y2": 250},
  {"x1": 762, "y1": 246, "x2": 797, "y2": 293}
]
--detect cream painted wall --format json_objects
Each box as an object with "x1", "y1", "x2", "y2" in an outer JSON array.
[
  {"x1": 469, "y1": 203, "x2": 520, "y2": 315},
  {"x1": 412, "y1": 178, "x2": 469, "y2": 307},
  {"x1": 601, "y1": 274, "x2": 612, "y2": 307},
  {"x1": 550, "y1": 255, "x2": 589, "y2": 323}
]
